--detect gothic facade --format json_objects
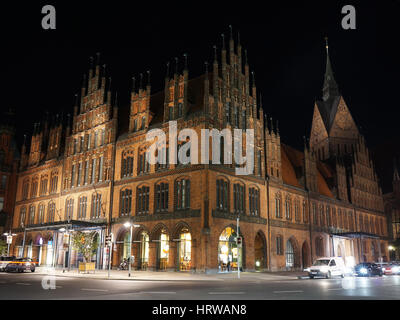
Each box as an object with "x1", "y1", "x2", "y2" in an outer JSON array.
[{"x1": 9, "y1": 34, "x2": 389, "y2": 272}]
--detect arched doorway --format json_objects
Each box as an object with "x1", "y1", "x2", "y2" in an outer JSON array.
[
  {"x1": 301, "y1": 242, "x2": 310, "y2": 269},
  {"x1": 177, "y1": 228, "x2": 191, "y2": 271},
  {"x1": 122, "y1": 232, "x2": 131, "y2": 262},
  {"x1": 254, "y1": 231, "x2": 266, "y2": 271},
  {"x1": 286, "y1": 240, "x2": 295, "y2": 269},
  {"x1": 158, "y1": 231, "x2": 169, "y2": 270},
  {"x1": 218, "y1": 226, "x2": 242, "y2": 272}
]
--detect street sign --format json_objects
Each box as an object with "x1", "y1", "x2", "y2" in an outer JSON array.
[{"x1": 6, "y1": 236, "x2": 12, "y2": 244}]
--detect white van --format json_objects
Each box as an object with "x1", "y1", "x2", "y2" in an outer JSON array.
[{"x1": 305, "y1": 257, "x2": 346, "y2": 279}]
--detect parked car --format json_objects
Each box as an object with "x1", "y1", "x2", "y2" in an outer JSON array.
[
  {"x1": 305, "y1": 257, "x2": 346, "y2": 279},
  {"x1": 0, "y1": 256, "x2": 17, "y2": 272},
  {"x1": 381, "y1": 262, "x2": 400, "y2": 275},
  {"x1": 5, "y1": 258, "x2": 36, "y2": 273},
  {"x1": 354, "y1": 263, "x2": 383, "y2": 277}
]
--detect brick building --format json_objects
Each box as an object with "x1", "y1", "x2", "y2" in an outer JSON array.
[
  {"x1": 9, "y1": 34, "x2": 389, "y2": 272},
  {"x1": 384, "y1": 158, "x2": 400, "y2": 261}
]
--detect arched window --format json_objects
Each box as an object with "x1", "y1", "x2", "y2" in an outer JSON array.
[
  {"x1": 78, "y1": 196, "x2": 87, "y2": 219},
  {"x1": 38, "y1": 204, "x2": 45, "y2": 224},
  {"x1": 312, "y1": 203, "x2": 317, "y2": 225},
  {"x1": 39, "y1": 175, "x2": 48, "y2": 196},
  {"x1": 285, "y1": 240, "x2": 295, "y2": 268},
  {"x1": 233, "y1": 183, "x2": 245, "y2": 215},
  {"x1": 294, "y1": 199, "x2": 300, "y2": 222},
  {"x1": 136, "y1": 186, "x2": 150, "y2": 215},
  {"x1": 48, "y1": 202, "x2": 55, "y2": 223},
  {"x1": 275, "y1": 194, "x2": 282, "y2": 218},
  {"x1": 50, "y1": 171, "x2": 58, "y2": 193},
  {"x1": 320, "y1": 205, "x2": 324, "y2": 226},
  {"x1": 285, "y1": 197, "x2": 292, "y2": 220},
  {"x1": 28, "y1": 205, "x2": 35, "y2": 225},
  {"x1": 91, "y1": 193, "x2": 102, "y2": 219},
  {"x1": 121, "y1": 151, "x2": 134, "y2": 178},
  {"x1": 65, "y1": 198, "x2": 74, "y2": 220},
  {"x1": 176, "y1": 179, "x2": 190, "y2": 210},
  {"x1": 155, "y1": 183, "x2": 169, "y2": 212},
  {"x1": 216, "y1": 179, "x2": 229, "y2": 211},
  {"x1": 303, "y1": 201, "x2": 308, "y2": 223},
  {"x1": 138, "y1": 149, "x2": 149, "y2": 174},
  {"x1": 120, "y1": 189, "x2": 132, "y2": 216},
  {"x1": 19, "y1": 207, "x2": 26, "y2": 227},
  {"x1": 249, "y1": 187, "x2": 260, "y2": 216},
  {"x1": 30, "y1": 177, "x2": 38, "y2": 198}
]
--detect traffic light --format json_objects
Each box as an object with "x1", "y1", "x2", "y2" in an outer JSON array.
[{"x1": 237, "y1": 236, "x2": 242, "y2": 247}]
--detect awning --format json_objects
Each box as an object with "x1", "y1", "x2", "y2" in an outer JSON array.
[
  {"x1": 13, "y1": 220, "x2": 107, "y2": 233},
  {"x1": 331, "y1": 232, "x2": 381, "y2": 239}
]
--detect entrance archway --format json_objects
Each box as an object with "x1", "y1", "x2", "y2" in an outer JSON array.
[
  {"x1": 218, "y1": 226, "x2": 242, "y2": 272},
  {"x1": 178, "y1": 229, "x2": 191, "y2": 271},
  {"x1": 138, "y1": 231, "x2": 150, "y2": 270},
  {"x1": 254, "y1": 231, "x2": 267, "y2": 271},
  {"x1": 285, "y1": 237, "x2": 300, "y2": 270}
]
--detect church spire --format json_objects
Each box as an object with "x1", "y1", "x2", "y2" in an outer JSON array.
[{"x1": 322, "y1": 37, "x2": 340, "y2": 101}]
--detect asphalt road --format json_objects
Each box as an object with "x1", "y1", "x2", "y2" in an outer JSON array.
[{"x1": 0, "y1": 272, "x2": 399, "y2": 300}]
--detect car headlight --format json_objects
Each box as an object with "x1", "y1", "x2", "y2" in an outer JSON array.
[
  {"x1": 360, "y1": 268, "x2": 368, "y2": 274},
  {"x1": 382, "y1": 268, "x2": 386, "y2": 271},
  {"x1": 320, "y1": 266, "x2": 329, "y2": 273}
]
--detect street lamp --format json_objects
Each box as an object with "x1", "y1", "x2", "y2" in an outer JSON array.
[
  {"x1": 389, "y1": 245, "x2": 395, "y2": 251},
  {"x1": 3, "y1": 231, "x2": 17, "y2": 255},
  {"x1": 123, "y1": 222, "x2": 140, "y2": 277}
]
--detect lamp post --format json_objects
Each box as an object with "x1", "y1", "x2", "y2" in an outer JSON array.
[
  {"x1": 59, "y1": 228, "x2": 67, "y2": 273},
  {"x1": 3, "y1": 231, "x2": 17, "y2": 255},
  {"x1": 124, "y1": 222, "x2": 140, "y2": 277},
  {"x1": 237, "y1": 216, "x2": 240, "y2": 279}
]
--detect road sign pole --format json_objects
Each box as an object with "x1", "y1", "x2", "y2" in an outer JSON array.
[{"x1": 237, "y1": 216, "x2": 240, "y2": 279}]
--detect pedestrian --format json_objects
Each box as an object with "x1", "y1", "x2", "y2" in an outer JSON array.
[{"x1": 227, "y1": 261, "x2": 231, "y2": 272}]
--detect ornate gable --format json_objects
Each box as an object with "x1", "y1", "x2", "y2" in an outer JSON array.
[
  {"x1": 329, "y1": 97, "x2": 359, "y2": 139},
  {"x1": 310, "y1": 103, "x2": 329, "y2": 149}
]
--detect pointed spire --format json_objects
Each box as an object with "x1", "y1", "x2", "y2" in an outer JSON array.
[
  {"x1": 146, "y1": 70, "x2": 151, "y2": 87},
  {"x1": 108, "y1": 77, "x2": 112, "y2": 91},
  {"x1": 270, "y1": 117, "x2": 274, "y2": 132},
  {"x1": 322, "y1": 36, "x2": 340, "y2": 101},
  {"x1": 204, "y1": 61, "x2": 209, "y2": 73},
  {"x1": 74, "y1": 93, "x2": 78, "y2": 106},
  {"x1": 245, "y1": 49, "x2": 248, "y2": 65},
  {"x1": 213, "y1": 45, "x2": 217, "y2": 62},
  {"x1": 183, "y1": 53, "x2": 188, "y2": 70},
  {"x1": 237, "y1": 31, "x2": 241, "y2": 45},
  {"x1": 114, "y1": 92, "x2": 118, "y2": 107},
  {"x1": 229, "y1": 25, "x2": 233, "y2": 40},
  {"x1": 221, "y1": 33, "x2": 225, "y2": 49},
  {"x1": 139, "y1": 73, "x2": 143, "y2": 90},
  {"x1": 165, "y1": 61, "x2": 170, "y2": 79},
  {"x1": 276, "y1": 120, "x2": 279, "y2": 134},
  {"x1": 96, "y1": 52, "x2": 101, "y2": 65}
]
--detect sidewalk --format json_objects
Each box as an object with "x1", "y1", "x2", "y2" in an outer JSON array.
[{"x1": 32, "y1": 267, "x2": 308, "y2": 281}]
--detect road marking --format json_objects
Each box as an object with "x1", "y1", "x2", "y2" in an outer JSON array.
[
  {"x1": 16, "y1": 282, "x2": 31, "y2": 286},
  {"x1": 327, "y1": 288, "x2": 343, "y2": 291},
  {"x1": 140, "y1": 291, "x2": 177, "y2": 294},
  {"x1": 208, "y1": 292, "x2": 245, "y2": 295},
  {"x1": 273, "y1": 290, "x2": 304, "y2": 294},
  {"x1": 81, "y1": 288, "x2": 108, "y2": 292}
]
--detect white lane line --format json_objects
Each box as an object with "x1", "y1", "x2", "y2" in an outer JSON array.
[
  {"x1": 16, "y1": 282, "x2": 31, "y2": 286},
  {"x1": 208, "y1": 292, "x2": 245, "y2": 295},
  {"x1": 273, "y1": 290, "x2": 303, "y2": 293},
  {"x1": 327, "y1": 288, "x2": 343, "y2": 291},
  {"x1": 81, "y1": 288, "x2": 108, "y2": 292},
  {"x1": 140, "y1": 291, "x2": 177, "y2": 294}
]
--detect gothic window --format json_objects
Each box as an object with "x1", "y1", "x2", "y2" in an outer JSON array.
[
  {"x1": 285, "y1": 197, "x2": 292, "y2": 220},
  {"x1": 326, "y1": 205, "x2": 331, "y2": 226},
  {"x1": 120, "y1": 189, "x2": 132, "y2": 217},
  {"x1": 257, "y1": 150, "x2": 262, "y2": 176},
  {"x1": 94, "y1": 131, "x2": 98, "y2": 148},
  {"x1": 77, "y1": 162, "x2": 82, "y2": 186},
  {"x1": 30, "y1": 178, "x2": 38, "y2": 198},
  {"x1": 50, "y1": 172, "x2": 58, "y2": 193},
  {"x1": 155, "y1": 147, "x2": 169, "y2": 171},
  {"x1": 249, "y1": 187, "x2": 260, "y2": 216},
  {"x1": 28, "y1": 205, "x2": 35, "y2": 225},
  {"x1": 71, "y1": 164, "x2": 76, "y2": 188},
  {"x1": 294, "y1": 200, "x2": 300, "y2": 222},
  {"x1": 77, "y1": 196, "x2": 87, "y2": 219},
  {"x1": 48, "y1": 202, "x2": 55, "y2": 223},
  {"x1": 275, "y1": 195, "x2": 282, "y2": 218},
  {"x1": 65, "y1": 198, "x2": 74, "y2": 220},
  {"x1": 176, "y1": 179, "x2": 190, "y2": 210},
  {"x1": 79, "y1": 136, "x2": 84, "y2": 153},
  {"x1": 91, "y1": 158, "x2": 96, "y2": 183},
  {"x1": 312, "y1": 203, "x2": 317, "y2": 225},
  {"x1": 88, "y1": 133, "x2": 91, "y2": 150},
  {"x1": 225, "y1": 103, "x2": 230, "y2": 123},
  {"x1": 38, "y1": 204, "x2": 45, "y2": 224},
  {"x1": 39, "y1": 176, "x2": 48, "y2": 196},
  {"x1": 136, "y1": 186, "x2": 150, "y2": 215},
  {"x1": 91, "y1": 193, "x2": 102, "y2": 219},
  {"x1": 233, "y1": 183, "x2": 245, "y2": 215},
  {"x1": 141, "y1": 116, "x2": 146, "y2": 130},
  {"x1": 98, "y1": 156, "x2": 104, "y2": 182},
  {"x1": 20, "y1": 207, "x2": 26, "y2": 227},
  {"x1": 216, "y1": 179, "x2": 229, "y2": 211},
  {"x1": 320, "y1": 205, "x2": 324, "y2": 226},
  {"x1": 155, "y1": 182, "x2": 169, "y2": 212},
  {"x1": 332, "y1": 207, "x2": 337, "y2": 227},
  {"x1": 121, "y1": 154, "x2": 134, "y2": 178},
  {"x1": 73, "y1": 139, "x2": 77, "y2": 154},
  {"x1": 101, "y1": 129, "x2": 105, "y2": 145},
  {"x1": 303, "y1": 201, "x2": 308, "y2": 223},
  {"x1": 138, "y1": 151, "x2": 149, "y2": 174},
  {"x1": 133, "y1": 118, "x2": 138, "y2": 132}
]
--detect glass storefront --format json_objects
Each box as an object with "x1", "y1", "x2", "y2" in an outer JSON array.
[
  {"x1": 218, "y1": 227, "x2": 241, "y2": 271},
  {"x1": 140, "y1": 231, "x2": 149, "y2": 269},
  {"x1": 159, "y1": 232, "x2": 169, "y2": 270},
  {"x1": 46, "y1": 239, "x2": 54, "y2": 266},
  {"x1": 179, "y1": 231, "x2": 191, "y2": 271},
  {"x1": 123, "y1": 232, "x2": 131, "y2": 260}
]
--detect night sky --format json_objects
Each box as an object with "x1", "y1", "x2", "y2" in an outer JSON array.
[{"x1": 2, "y1": 1, "x2": 399, "y2": 192}]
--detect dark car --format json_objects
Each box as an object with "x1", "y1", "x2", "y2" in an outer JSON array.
[
  {"x1": 354, "y1": 263, "x2": 383, "y2": 277},
  {"x1": 5, "y1": 258, "x2": 36, "y2": 273},
  {"x1": 0, "y1": 256, "x2": 16, "y2": 272}
]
